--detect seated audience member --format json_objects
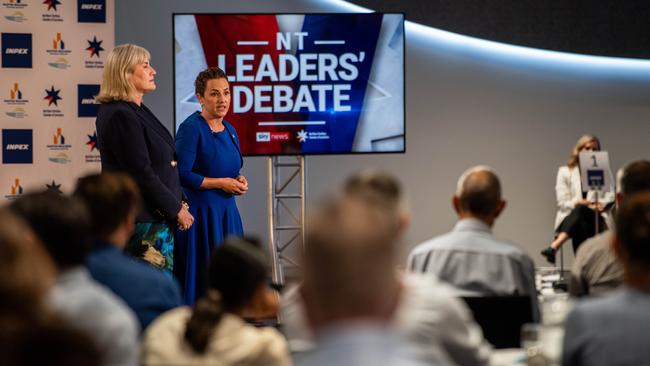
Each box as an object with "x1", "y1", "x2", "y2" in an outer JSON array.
[
  {"x1": 0, "y1": 208, "x2": 101, "y2": 366},
  {"x1": 562, "y1": 192, "x2": 650, "y2": 366},
  {"x1": 569, "y1": 160, "x2": 650, "y2": 297},
  {"x1": 74, "y1": 173, "x2": 182, "y2": 330},
  {"x1": 10, "y1": 191, "x2": 139, "y2": 366},
  {"x1": 142, "y1": 237, "x2": 290, "y2": 366},
  {"x1": 283, "y1": 170, "x2": 491, "y2": 366},
  {"x1": 407, "y1": 165, "x2": 539, "y2": 320}
]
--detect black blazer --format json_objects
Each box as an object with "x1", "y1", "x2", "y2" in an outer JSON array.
[{"x1": 96, "y1": 100, "x2": 183, "y2": 223}]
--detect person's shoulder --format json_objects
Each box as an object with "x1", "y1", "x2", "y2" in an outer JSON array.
[
  {"x1": 142, "y1": 307, "x2": 191, "y2": 349},
  {"x1": 577, "y1": 231, "x2": 613, "y2": 257},
  {"x1": 98, "y1": 100, "x2": 132, "y2": 114},
  {"x1": 146, "y1": 306, "x2": 191, "y2": 333},
  {"x1": 571, "y1": 288, "x2": 627, "y2": 317},
  {"x1": 409, "y1": 233, "x2": 453, "y2": 256},
  {"x1": 177, "y1": 112, "x2": 203, "y2": 133},
  {"x1": 94, "y1": 251, "x2": 179, "y2": 291},
  {"x1": 97, "y1": 100, "x2": 136, "y2": 124}
]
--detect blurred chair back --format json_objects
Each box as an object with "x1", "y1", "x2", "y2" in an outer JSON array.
[{"x1": 461, "y1": 295, "x2": 534, "y2": 349}]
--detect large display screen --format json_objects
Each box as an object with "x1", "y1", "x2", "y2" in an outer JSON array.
[{"x1": 173, "y1": 13, "x2": 405, "y2": 156}]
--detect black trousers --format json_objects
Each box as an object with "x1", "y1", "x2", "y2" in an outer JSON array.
[{"x1": 556, "y1": 204, "x2": 607, "y2": 253}]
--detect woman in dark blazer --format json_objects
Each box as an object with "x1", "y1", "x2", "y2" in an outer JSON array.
[{"x1": 95, "y1": 44, "x2": 193, "y2": 274}]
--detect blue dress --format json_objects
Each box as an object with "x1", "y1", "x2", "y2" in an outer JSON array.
[{"x1": 174, "y1": 111, "x2": 244, "y2": 304}]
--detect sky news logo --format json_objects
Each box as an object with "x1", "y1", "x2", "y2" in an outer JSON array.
[
  {"x1": 2, "y1": 129, "x2": 32, "y2": 164},
  {"x1": 256, "y1": 131, "x2": 290, "y2": 142},
  {"x1": 1, "y1": 33, "x2": 32, "y2": 68},
  {"x1": 78, "y1": 0, "x2": 105, "y2": 23},
  {"x1": 78, "y1": 84, "x2": 100, "y2": 117}
]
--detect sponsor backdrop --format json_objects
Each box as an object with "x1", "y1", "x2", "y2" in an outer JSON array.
[
  {"x1": 174, "y1": 13, "x2": 404, "y2": 156},
  {"x1": 1, "y1": 0, "x2": 113, "y2": 201}
]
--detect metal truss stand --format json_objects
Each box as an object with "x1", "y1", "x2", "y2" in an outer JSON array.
[{"x1": 267, "y1": 155, "x2": 305, "y2": 288}]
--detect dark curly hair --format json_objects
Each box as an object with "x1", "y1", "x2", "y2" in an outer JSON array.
[{"x1": 194, "y1": 67, "x2": 228, "y2": 97}]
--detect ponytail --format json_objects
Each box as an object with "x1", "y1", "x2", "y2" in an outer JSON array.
[{"x1": 184, "y1": 290, "x2": 224, "y2": 354}]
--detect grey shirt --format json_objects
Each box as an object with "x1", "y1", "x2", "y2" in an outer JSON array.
[
  {"x1": 49, "y1": 266, "x2": 140, "y2": 366},
  {"x1": 569, "y1": 231, "x2": 624, "y2": 297},
  {"x1": 562, "y1": 287, "x2": 650, "y2": 366},
  {"x1": 407, "y1": 218, "x2": 539, "y2": 321}
]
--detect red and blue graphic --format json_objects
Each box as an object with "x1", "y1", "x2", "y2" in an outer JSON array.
[
  {"x1": 2, "y1": 33, "x2": 32, "y2": 68},
  {"x1": 44, "y1": 85, "x2": 62, "y2": 106},
  {"x1": 86, "y1": 131, "x2": 97, "y2": 151},
  {"x1": 43, "y1": 0, "x2": 60, "y2": 11},
  {"x1": 86, "y1": 36, "x2": 104, "y2": 57},
  {"x1": 174, "y1": 14, "x2": 405, "y2": 156}
]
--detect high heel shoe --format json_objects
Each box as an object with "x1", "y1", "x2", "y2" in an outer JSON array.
[{"x1": 540, "y1": 247, "x2": 556, "y2": 265}]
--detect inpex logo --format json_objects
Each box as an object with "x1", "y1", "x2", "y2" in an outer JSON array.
[
  {"x1": 78, "y1": 0, "x2": 105, "y2": 23},
  {"x1": 256, "y1": 132, "x2": 271, "y2": 142},
  {"x1": 78, "y1": 84, "x2": 100, "y2": 117},
  {"x1": 5, "y1": 48, "x2": 28, "y2": 54},
  {"x1": 2, "y1": 129, "x2": 32, "y2": 164},
  {"x1": 1, "y1": 33, "x2": 32, "y2": 68}
]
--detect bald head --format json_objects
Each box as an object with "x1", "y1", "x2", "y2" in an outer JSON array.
[{"x1": 454, "y1": 166, "x2": 505, "y2": 224}]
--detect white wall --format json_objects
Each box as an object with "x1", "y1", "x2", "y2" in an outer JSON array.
[{"x1": 116, "y1": 0, "x2": 650, "y2": 266}]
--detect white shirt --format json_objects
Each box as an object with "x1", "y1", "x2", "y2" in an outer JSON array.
[{"x1": 555, "y1": 166, "x2": 615, "y2": 230}]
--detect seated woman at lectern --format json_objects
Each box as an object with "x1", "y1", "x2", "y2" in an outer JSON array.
[
  {"x1": 174, "y1": 67, "x2": 247, "y2": 304},
  {"x1": 541, "y1": 134, "x2": 615, "y2": 264}
]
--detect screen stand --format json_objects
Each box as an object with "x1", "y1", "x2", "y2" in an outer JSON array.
[{"x1": 267, "y1": 155, "x2": 306, "y2": 290}]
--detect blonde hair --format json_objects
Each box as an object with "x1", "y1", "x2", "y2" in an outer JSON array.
[
  {"x1": 567, "y1": 134, "x2": 600, "y2": 168},
  {"x1": 96, "y1": 44, "x2": 150, "y2": 103}
]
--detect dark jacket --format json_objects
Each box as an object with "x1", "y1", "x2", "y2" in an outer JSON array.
[{"x1": 96, "y1": 100, "x2": 183, "y2": 222}]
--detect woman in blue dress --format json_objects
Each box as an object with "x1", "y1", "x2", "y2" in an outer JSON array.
[{"x1": 174, "y1": 67, "x2": 248, "y2": 304}]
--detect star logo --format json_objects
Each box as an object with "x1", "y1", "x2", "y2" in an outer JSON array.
[
  {"x1": 44, "y1": 86, "x2": 62, "y2": 106},
  {"x1": 86, "y1": 36, "x2": 104, "y2": 58},
  {"x1": 86, "y1": 132, "x2": 97, "y2": 151},
  {"x1": 43, "y1": 0, "x2": 61, "y2": 11},
  {"x1": 297, "y1": 129, "x2": 308, "y2": 143},
  {"x1": 46, "y1": 180, "x2": 62, "y2": 194}
]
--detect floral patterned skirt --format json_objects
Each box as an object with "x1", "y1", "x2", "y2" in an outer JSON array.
[{"x1": 125, "y1": 222, "x2": 174, "y2": 276}]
